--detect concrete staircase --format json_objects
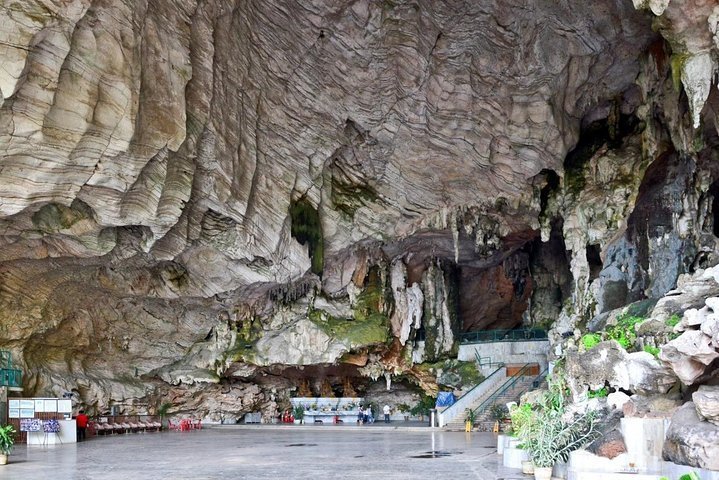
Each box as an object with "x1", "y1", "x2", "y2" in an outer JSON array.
[{"x1": 443, "y1": 363, "x2": 545, "y2": 431}]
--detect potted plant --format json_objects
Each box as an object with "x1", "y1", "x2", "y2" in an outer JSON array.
[
  {"x1": 525, "y1": 406, "x2": 598, "y2": 480},
  {"x1": 0, "y1": 425, "x2": 16, "y2": 465},
  {"x1": 397, "y1": 403, "x2": 411, "y2": 421},
  {"x1": 464, "y1": 408, "x2": 476, "y2": 432},
  {"x1": 156, "y1": 401, "x2": 173, "y2": 430},
  {"x1": 293, "y1": 405, "x2": 305, "y2": 425}
]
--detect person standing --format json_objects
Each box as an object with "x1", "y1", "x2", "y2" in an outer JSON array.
[
  {"x1": 357, "y1": 405, "x2": 364, "y2": 425},
  {"x1": 76, "y1": 410, "x2": 89, "y2": 441},
  {"x1": 383, "y1": 404, "x2": 391, "y2": 423}
]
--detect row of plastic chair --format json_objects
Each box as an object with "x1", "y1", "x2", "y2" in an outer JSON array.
[
  {"x1": 91, "y1": 420, "x2": 161, "y2": 435},
  {"x1": 167, "y1": 418, "x2": 202, "y2": 432}
]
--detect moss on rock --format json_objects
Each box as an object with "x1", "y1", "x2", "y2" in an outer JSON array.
[{"x1": 289, "y1": 198, "x2": 324, "y2": 276}]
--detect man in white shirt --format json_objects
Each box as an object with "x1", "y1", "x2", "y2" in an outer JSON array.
[{"x1": 383, "y1": 404, "x2": 391, "y2": 423}]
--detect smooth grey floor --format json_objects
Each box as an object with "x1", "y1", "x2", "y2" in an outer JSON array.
[{"x1": 2, "y1": 426, "x2": 525, "y2": 480}]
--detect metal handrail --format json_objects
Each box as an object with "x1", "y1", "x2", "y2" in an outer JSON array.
[
  {"x1": 459, "y1": 328, "x2": 548, "y2": 344},
  {"x1": 471, "y1": 363, "x2": 532, "y2": 418},
  {"x1": 439, "y1": 364, "x2": 506, "y2": 426},
  {"x1": 532, "y1": 367, "x2": 548, "y2": 389},
  {"x1": 474, "y1": 352, "x2": 504, "y2": 369}
]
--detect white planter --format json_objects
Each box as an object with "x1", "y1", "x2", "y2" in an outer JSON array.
[
  {"x1": 0, "y1": 453, "x2": 7, "y2": 465},
  {"x1": 293, "y1": 419, "x2": 302, "y2": 425},
  {"x1": 503, "y1": 446, "x2": 530, "y2": 469},
  {"x1": 534, "y1": 466, "x2": 552, "y2": 480},
  {"x1": 522, "y1": 460, "x2": 535, "y2": 474},
  {"x1": 552, "y1": 461, "x2": 567, "y2": 479},
  {"x1": 497, "y1": 434, "x2": 506, "y2": 454}
]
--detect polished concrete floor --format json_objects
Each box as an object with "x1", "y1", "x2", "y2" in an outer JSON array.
[{"x1": 2, "y1": 426, "x2": 525, "y2": 480}]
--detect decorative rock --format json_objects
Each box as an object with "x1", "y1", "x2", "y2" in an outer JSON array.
[
  {"x1": 659, "y1": 330, "x2": 719, "y2": 384},
  {"x1": 663, "y1": 402, "x2": 719, "y2": 471},
  {"x1": 622, "y1": 394, "x2": 682, "y2": 419},
  {"x1": 693, "y1": 385, "x2": 719, "y2": 426},
  {"x1": 592, "y1": 430, "x2": 627, "y2": 460},
  {"x1": 607, "y1": 391, "x2": 631, "y2": 410},
  {"x1": 566, "y1": 341, "x2": 676, "y2": 399}
]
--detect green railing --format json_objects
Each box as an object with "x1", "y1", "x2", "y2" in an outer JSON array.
[
  {"x1": 0, "y1": 368, "x2": 22, "y2": 388},
  {"x1": 0, "y1": 350, "x2": 23, "y2": 388},
  {"x1": 459, "y1": 328, "x2": 548, "y2": 344},
  {"x1": 471, "y1": 363, "x2": 532, "y2": 419}
]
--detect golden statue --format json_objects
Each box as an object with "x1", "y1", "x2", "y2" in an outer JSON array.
[
  {"x1": 320, "y1": 379, "x2": 335, "y2": 398},
  {"x1": 342, "y1": 377, "x2": 357, "y2": 397},
  {"x1": 297, "y1": 378, "x2": 312, "y2": 397}
]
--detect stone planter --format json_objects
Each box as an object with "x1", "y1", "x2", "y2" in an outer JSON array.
[
  {"x1": 497, "y1": 434, "x2": 507, "y2": 454},
  {"x1": 552, "y1": 461, "x2": 567, "y2": 479},
  {"x1": 533, "y1": 466, "x2": 552, "y2": 480},
  {"x1": 503, "y1": 445, "x2": 529, "y2": 469},
  {"x1": 522, "y1": 460, "x2": 535, "y2": 474},
  {"x1": 0, "y1": 453, "x2": 7, "y2": 465}
]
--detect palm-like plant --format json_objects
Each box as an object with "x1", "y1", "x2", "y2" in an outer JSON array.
[
  {"x1": 527, "y1": 409, "x2": 599, "y2": 467},
  {"x1": 0, "y1": 425, "x2": 16, "y2": 455}
]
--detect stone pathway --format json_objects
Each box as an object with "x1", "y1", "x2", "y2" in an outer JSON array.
[{"x1": 2, "y1": 427, "x2": 526, "y2": 479}]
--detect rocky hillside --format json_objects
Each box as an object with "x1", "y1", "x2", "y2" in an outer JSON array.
[{"x1": 1, "y1": 0, "x2": 718, "y2": 424}]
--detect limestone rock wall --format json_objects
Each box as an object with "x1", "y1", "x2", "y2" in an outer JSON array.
[{"x1": 4, "y1": 0, "x2": 719, "y2": 420}]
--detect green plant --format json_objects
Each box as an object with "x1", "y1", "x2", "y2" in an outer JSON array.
[
  {"x1": 465, "y1": 408, "x2": 477, "y2": 424},
  {"x1": 660, "y1": 473, "x2": 701, "y2": 480},
  {"x1": 587, "y1": 387, "x2": 608, "y2": 399},
  {"x1": 581, "y1": 333, "x2": 602, "y2": 350},
  {"x1": 156, "y1": 401, "x2": 173, "y2": 422},
  {"x1": 489, "y1": 403, "x2": 509, "y2": 421},
  {"x1": 607, "y1": 314, "x2": 644, "y2": 350},
  {"x1": 509, "y1": 403, "x2": 537, "y2": 440},
  {"x1": 644, "y1": 345, "x2": 660, "y2": 357},
  {"x1": 666, "y1": 314, "x2": 681, "y2": 328},
  {"x1": 397, "y1": 403, "x2": 410, "y2": 414},
  {"x1": 0, "y1": 425, "x2": 15, "y2": 455},
  {"x1": 528, "y1": 409, "x2": 599, "y2": 467},
  {"x1": 293, "y1": 405, "x2": 305, "y2": 421},
  {"x1": 410, "y1": 394, "x2": 435, "y2": 418}
]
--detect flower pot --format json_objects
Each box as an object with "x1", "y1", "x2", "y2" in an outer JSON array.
[
  {"x1": 552, "y1": 461, "x2": 567, "y2": 479},
  {"x1": 522, "y1": 460, "x2": 535, "y2": 475},
  {"x1": 533, "y1": 466, "x2": 552, "y2": 480},
  {"x1": 0, "y1": 454, "x2": 7, "y2": 465},
  {"x1": 293, "y1": 419, "x2": 302, "y2": 425},
  {"x1": 496, "y1": 434, "x2": 506, "y2": 455},
  {"x1": 502, "y1": 446, "x2": 529, "y2": 468}
]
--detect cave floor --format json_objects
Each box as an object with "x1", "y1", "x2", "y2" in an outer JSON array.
[{"x1": 2, "y1": 426, "x2": 524, "y2": 479}]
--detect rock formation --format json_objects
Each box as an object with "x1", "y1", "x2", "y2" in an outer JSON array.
[{"x1": 1, "y1": 2, "x2": 719, "y2": 452}]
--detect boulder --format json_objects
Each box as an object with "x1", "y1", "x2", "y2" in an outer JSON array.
[
  {"x1": 693, "y1": 385, "x2": 719, "y2": 426},
  {"x1": 622, "y1": 393, "x2": 682, "y2": 418},
  {"x1": 659, "y1": 330, "x2": 719, "y2": 384},
  {"x1": 587, "y1": 409, "x2": 626, "y2": 460},
  {"x1": 607, "y1": 391, "x2": 631, "y2": 410},
  {"x1": 566, "y1": 341, "x2": 676, "y2": 399},
  {"x1": 650, "y1": 266, "x2": 719, "y2": 323},
  {"x1": 663, "y1": 402, "x2": 719, "y2": 471},
  {"x1": 590, "y1": 429, "x2": 627, "y2": 459}
]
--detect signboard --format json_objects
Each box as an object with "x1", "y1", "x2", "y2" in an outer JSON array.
[
  {"x1": 43, "y1": 399, "x2": 57, "y2": 413},
  {"x1": 57, "y1": 399, "x2": 72, "y2": 413}
]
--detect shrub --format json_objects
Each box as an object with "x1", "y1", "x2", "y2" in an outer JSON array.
[
  {"x1": 643, "y1": 345, "x2": 660, "y2": 357},
  {"x1": 490, "y1": 403, "x2": 509, "y2": 421},
  {"x1": 587, "y1": 387, "x2": 608, "y2": 399},
  {"x1": 607, "y1": 314, "x2": 644, "y2": 350},
  {"x1": 581, "y1": 333, "x2": 602, "y2": 350},
  {"x1": 0, "y1": 425, "x2": 15, "y2": 455},
  {"x1": 666, "y1": 314, "x2": 681, "y2": 328}
]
